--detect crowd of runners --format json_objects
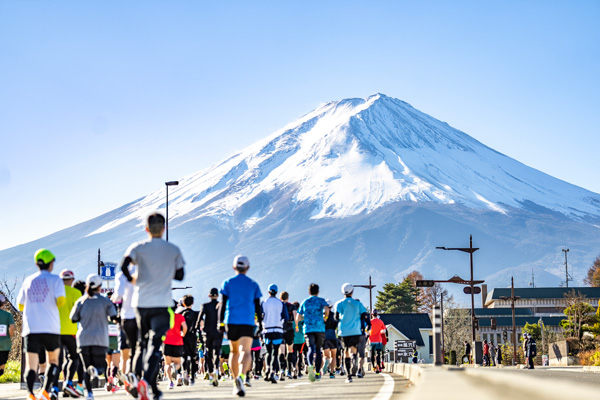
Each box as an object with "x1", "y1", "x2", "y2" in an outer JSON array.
[{"x1": 15, "y1": 212, "x2": 389, "y2": 400}]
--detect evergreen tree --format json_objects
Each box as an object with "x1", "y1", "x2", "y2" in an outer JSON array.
[{"x1": 375, "y1": 276, "x2": 420, "y2": 313}]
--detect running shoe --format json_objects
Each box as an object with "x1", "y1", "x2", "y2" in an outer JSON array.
[
  {"x1": 87, "y1": 366, "x2": 99, "y2": 388},
  {"x1": 28, "y1": 394, "x2": 36, "y2": 400},
  {"x1": 286, "y1": 370, "x2": 292, "y2": 379},
  {"x1": 269, "y1": 372, "x2": 277, "y2": 384},
  {"x1": 176, "y1": 375, "x2": 183, "y2": 386},
  {"x1": 106, "y1": 376, "x2": 114, "y2": 392},
  {"x1": 182, "y1": 372, "x2": 189, "y2": 386},
  {"x1": 329, "y1": 372, "x2": 336, "y2": 379},
  {"x1": 153, "y1": 392, "x2": 163, "y2": 400},
  {"x1": 137, "y1": 379, "x2": 150, "y2": 400},
  {"x1": 124, "y1": 373, "x2": 138, "y2": 398},
  {"x1": 234, "y1": 376, "x2": 245, "y2": 397},
  {"x1": 323, "y1": 359, "x2": 329, "y2": 374},
  {"x1": 75, "y1": 384, "x2": 85, "y2": 396},
  {"x1": 307, "y1": 366, "x2": 315, "y2": 382},
  {"x1": 279, "y1": 372, "x2": 285, "y2": 382},
  {"x1": 315, "y1": 372, "x2": 321, "y2": 381},
  {"x1": 86, "y1": 393, "x2": 94, "y2": 400},
  {"x1": 170, "y1": 364, "x2": 177, "y2": 380},
  {"x1": 168, "y1": 381, "x2": 174, "y2": 390},
  {"x1": 38, "y1": 390, "x2": 51, "y2": 400},
  {"x1": 204, "y1": 372, "x2": 210, "y2": 380},
  {"x1": 50, "y1": 389, "x2": 59, "y2": 400},
  {"x1": 357, "y1": 368, "x2": 364, "y2": 378},
  {"x1": 64, "y1": 383, "x2": 81, "y2": 398},
  {"x1": 345, "y1": 376, "x2": 353, "y2": 383},
  {"x1": 244, "y1": 374, "x2": 252, "y2": 387}
]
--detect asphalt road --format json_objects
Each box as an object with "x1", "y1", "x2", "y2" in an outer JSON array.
[{"x1": 1, "y1": 372, "x2": 413, "y2": 400}]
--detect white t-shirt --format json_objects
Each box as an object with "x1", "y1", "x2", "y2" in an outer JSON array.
[
  {"x1": 17, "y1": 270, "x2": 66, "y2": 336},
  {"x1": 124, "y1": 237, "x2": 185, "y2": 308},
  {"x1": 112, "y1": 265, "x2": 136, "y2": 320}
]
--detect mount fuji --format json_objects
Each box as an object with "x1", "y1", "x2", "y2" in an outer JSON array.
[{"x1": 2, "y1": 94, "x2": 600, "y2": 305}]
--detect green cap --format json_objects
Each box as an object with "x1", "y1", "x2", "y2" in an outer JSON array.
[{"x1": 34, "y1": 248, "x2": 56, "y2": 266}]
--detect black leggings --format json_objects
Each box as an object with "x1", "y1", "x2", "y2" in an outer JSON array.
[
  {"x1": 252, "y1": 349, "x2": 263, "y2": 376},
  {"x1": 204, "y1": 336, "x2": 222, "y2": 374},
  {"x1": 122, "y1": 318, "x2": 138, "y2": 371},
  {"x1": 60, "y1": 335, "x2": 79, "y2": 383},
  {"x1": 182, "y1": 337, "x2": 198, "y2": 378},
  {"x1": 370, "y1": 345, "x2": 382, "y2": 369},
  {"x1": 134, "y1": 308, "x2": 170, "y2": 395},
  {"x1": 79, "y1": 346, "x2": 107, "y2": 394}
]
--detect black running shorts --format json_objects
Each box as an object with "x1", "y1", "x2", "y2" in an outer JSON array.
[
  {"x1": 163, "y1": 344, "x2": 184, "y2": 358},
  {"x1": 341, "y1": 335, "x2": 361, "y2": 350},
  {"x1": 24, "y1": 333, "x2": 60, "y2": 354},
  {"x1": 226, "y1": 324, "x2": 255, "y2": 342}
]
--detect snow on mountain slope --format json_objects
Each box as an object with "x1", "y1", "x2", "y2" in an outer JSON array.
[{"x1": 88, "y1": 93, "x2": 600, "y2": 238}]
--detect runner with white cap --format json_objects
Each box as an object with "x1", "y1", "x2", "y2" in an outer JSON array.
[
  {"x1": 261, "y1": 283, "x2": 289, "y2": 383},
  {"x1": 334, "y1": 283, "x2": 368, "y2": 383}
]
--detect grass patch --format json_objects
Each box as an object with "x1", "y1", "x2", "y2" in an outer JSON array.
[{"x1": 0, "y1": 360, "x2": 20, "y2": 383}]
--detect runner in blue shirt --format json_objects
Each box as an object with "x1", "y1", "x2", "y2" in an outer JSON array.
[
  {"x1": 334, "y1": 283, "x2": 368, "y2": 383},
  {"x1": 219, "y1": 255, "x2": 263, "y2": 397},
  {"x1": 295, "y1": 283, "x2": 328, "y2": 382}
]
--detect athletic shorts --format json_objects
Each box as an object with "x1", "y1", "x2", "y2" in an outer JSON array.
[
  {"x1": 0, "y1": 351, "x2": 9, "y2": 366},
  {"x1": 164, "y1": 344, "x2": 183, "y2": 358},
  {"x1": 293, "y1": 343, "x2": 305, "y2": 353},
  {"x1": 283, "y1": 330, "x2": 295, "y2": 346},
  {"x1": 264, "y1": 332, "x2": 284, "y2": 346},
  {"x1": 226, "y1": 324, "x2": 255, "y2": 342},
  {"x1": 371, "y1": 342, "x2": 383, "y2": 351},
  {"x1": 323, "y1": 338, "x2": 338, "y2": 350},
  {"x1": 198, "y1": 349, "x2": 204, "y2": 358},
  {"x1": 221, "y1": 345, "x2": 230, "y2": 357},
  {"x1": 305, "y1": 332, "x2": 325, "y2": 349},
  {"x1": 106, "y1": 348, "x2": 120, "y2": 355},
  {"x1": 24, "y1": 333, "x2": 60, "y2": 354},
  {"x1": 357, "y1": 335, "x2": 366, "y2": 357},
  {"x1": 340, "y1": 335, "x2": 361, "y2": 350}
]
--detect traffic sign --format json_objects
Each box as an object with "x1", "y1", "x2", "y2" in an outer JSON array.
[{"x1": 100, "y1": 262, "x2": 117, "y2": 281}]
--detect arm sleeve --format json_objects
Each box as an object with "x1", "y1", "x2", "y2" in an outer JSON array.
[
  {"x1": 121, "y1": 257, "x2": 134, "y2": 282},
  {"x1": 70, "y1": 300, "x2": 82, "y2": 323},
  {"x1": 174, "y1": 268, "x2": 184, "y2": 281},
  {"x1": 255, "y1": 298, "x2": 263, "y2": 323},
  {"x1": 55, "y1": 277, "x2": 66, "y2": 307},
  {"x1": 219, "y1": 296, "x2": 228, "y2": 323},
  {"x1": 173, "y1": 249, "x2": 185, "y2": 279},
  {"x1": 281, "y1": 303, "x2": 289, "y2": 322},
  {"x1": 113, "y1": 273, "x2": 126, "y2": 301},
  {"x1": 17, "y1": 285, "x2": 26, "y2": 311}
]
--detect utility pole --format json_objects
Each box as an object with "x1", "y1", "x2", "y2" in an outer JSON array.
[
  {"x1": 353, "y1": 275, "x2": 376, "y2": 312},
  {"x1": 500, "y1": 277, "x2": 520, "y2": 365},
  {"x1": 562, "y1": 248, "x2": 571, "y2": 288}
]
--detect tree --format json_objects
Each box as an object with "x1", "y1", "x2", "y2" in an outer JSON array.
[
  {"x1": 405, "y1": 271, "x2": 451, "y2": 314},
  {"x1": 584, "y1": 256, "x2": 600, "y2": 287},
  {"x1": 560, "y1": 290, "x2": 597, "y2": 339},
  {"x1": 522, "y1": 322, "x2": 542, "y2": 343},
  {"x1": 375, "y1": 276, "x2": 420, "y2": 313},
  {"x1": 442, "y1": 299, "x2": 471, "y2": 359}
]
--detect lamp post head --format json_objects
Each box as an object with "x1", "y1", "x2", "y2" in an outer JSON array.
[
  {"x1": 165, "y1": 181, "x2": 179, "y2": 186},
  {"x1": 436, "y1": 247, "x2": 447, "y2": 250}
]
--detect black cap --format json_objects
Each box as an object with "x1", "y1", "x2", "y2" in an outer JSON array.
[{"x1": 209, "y1": 288, "x2": 219, "y2": 297}]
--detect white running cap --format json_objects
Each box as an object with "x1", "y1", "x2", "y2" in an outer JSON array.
[
  {"x1": 233, "y1": 255, "x2": 250, "y2": 269},
  {"x1": 341, "y1": 283, "x2": 354, "y2": 295},
  {"x1": 86, "y1": 274, "x2": 102, "y2": 289}
]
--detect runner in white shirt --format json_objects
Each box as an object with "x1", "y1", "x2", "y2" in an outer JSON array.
[
  {"x1": 17, "y1": 249, "x2": 66, "y2": 400},
  {"x1": 111, "y1": 264, "x2": 137, "y2": 387}
]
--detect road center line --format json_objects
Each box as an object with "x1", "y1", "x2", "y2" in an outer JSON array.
[{"x1": 372, "y1": 373, "x2": 395, "y2": 400}]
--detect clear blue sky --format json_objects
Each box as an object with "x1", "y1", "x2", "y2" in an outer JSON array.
[{"x1": 1, "y1": 1, "x2": 599, "y2": 250}]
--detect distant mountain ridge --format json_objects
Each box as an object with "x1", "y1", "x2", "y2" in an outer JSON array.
[{"x1": 2, "y1": 94, "x2": 599, "y2": 304}]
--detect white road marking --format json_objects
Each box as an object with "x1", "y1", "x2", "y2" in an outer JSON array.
[
  {"x1": 285, "y1": 382, "x2": 312, "y2": 388},
  {"x1": 372, "y1": 373, "x2": 395, "y2": 400}
]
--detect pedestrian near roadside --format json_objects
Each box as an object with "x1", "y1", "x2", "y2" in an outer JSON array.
[
  {"x1": 17, "y1": 249, "x2": 66, "y2": 400},
  {"x1": 526, "y1": 334, "x2": 537, "y2": 369},
  {"x1": 70, "y1": 274, "x2": 118, "y2": 400},
  {"x1": 496, "y1": 343, "x2": 503, "y2": 366},
  {"x1": 489, "y1": 341, "x2": 496, "y2": 367},
  {"x1": 483, "y1": 340, "x2": 490, "y2": 366},
  {"x1": 463, "y1": 340, "x2": 471, "y2": 364},
  {"x1": 219, "y1": 255, "x2": 263, "y2": 397},
  {"x1": 0, "y1": 293, "x2": 15, "y2": 378},
  {"x1": 120, "y1": 212, "x2": 185, "y2": 400}
]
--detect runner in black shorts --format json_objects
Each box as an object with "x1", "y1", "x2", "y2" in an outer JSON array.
[
  {"x1": 279, "y1": 292, "x2": 297, "y2": 379},
  {"x1": 17, "y1": 249, "x2": 66, "y2": 400},
  {"x1": 121, "y1": 213, "x2": 185, "y2": 400},
  {"x1": 323, "y1": 299, "x2": 338, "y2": 378},
  {"x1": 197, "y1": 288, "x2": 223, "y2": 387}
]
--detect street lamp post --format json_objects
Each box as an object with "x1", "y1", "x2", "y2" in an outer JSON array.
[
  {"x1": 354, "y1": 275, "x2": 376, "y2": 312},
  {"x1": 436, "y1": 235, "x2": 479, "y2": 343},
  {"x1": 165, "y1": 181, "x2": 179, "y2": 242},
  {"x1": 499, "y1": 277, "x2": 520, "y2": 365}
]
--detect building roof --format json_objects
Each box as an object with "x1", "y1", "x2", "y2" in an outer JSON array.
[
  {"x1": 473, "y1": 308, "x2": 533, "y2": 316},
  {"x1": 486, "y1": 287, "x2": 600, "y2": 305},
  {"x1": 379, "y1": 313, "x2": 432, "y2": 347}
]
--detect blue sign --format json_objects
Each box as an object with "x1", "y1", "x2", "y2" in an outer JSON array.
[{"x1": 100, "y1": 262, "x2": 117, "y2": 281}]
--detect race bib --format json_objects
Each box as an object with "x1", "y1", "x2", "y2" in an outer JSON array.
[
  {"x1": 108, "y1": 325, "x2": 120, "y2": 337},
  {"x1": 0, "y1": 324, "x2": 7, "y2": 336}
]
